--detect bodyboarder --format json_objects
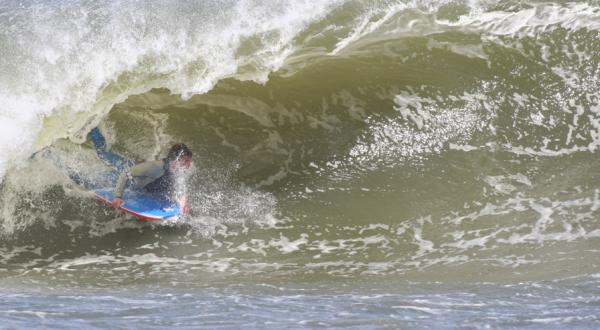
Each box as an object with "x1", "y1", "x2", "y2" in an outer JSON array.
[{"x1": 89, "y1": 127, "x2": 192, "y2": 215}]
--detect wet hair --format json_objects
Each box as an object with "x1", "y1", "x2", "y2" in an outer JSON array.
[{"x1": 166, "y1": 143, "x2": 193, "y2": 161}]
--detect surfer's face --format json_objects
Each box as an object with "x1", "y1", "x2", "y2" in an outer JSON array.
[{"x1": 170, "y1": 156, "x2": 192, "y2": 171}]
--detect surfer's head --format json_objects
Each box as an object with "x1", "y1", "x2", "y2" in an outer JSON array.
[{"x1": 167, "y1": 143, "x2": 193, "y2": 170}]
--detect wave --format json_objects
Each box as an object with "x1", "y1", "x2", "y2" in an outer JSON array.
[
  {"x1": 0, "y1": 1, "x2": 599, "y2": 179},
  {"x1": 0, "y1": 0, "x2": 599, "y2": 267}
]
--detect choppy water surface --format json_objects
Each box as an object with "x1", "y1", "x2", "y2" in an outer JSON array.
[{"x1": 1, "y1": 0, "x2": 599, "y2": 328}]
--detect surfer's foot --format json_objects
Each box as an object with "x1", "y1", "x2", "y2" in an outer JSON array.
[{"x1": 89, "y1": 127, "x2": 107, "y2": 151}]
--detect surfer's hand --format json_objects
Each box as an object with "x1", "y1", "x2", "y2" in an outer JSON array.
[
  {"x1": 182, "y1": 204, "x2": 191, "y2": 216},
  {"x1": 112, "y1": 198, "x2": 123, "y2": 208},
  {"x1": 179, "y1": 196, "x2": 190, "y2": 215}
]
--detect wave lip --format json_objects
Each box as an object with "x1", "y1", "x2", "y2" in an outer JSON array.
[
  {"x1": 0, "y1": 0, "x2": 344, "y2": 179},
  {"x1": 2, "y1": 0, "x2": 600, "y2": 179}
]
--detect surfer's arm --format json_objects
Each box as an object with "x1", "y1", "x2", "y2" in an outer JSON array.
[
  {"x1": 112, "y1": 162, "x2": 160, "y2": 206},
  {"x1": 113, "y1": 170, "x2": 129, "y2": 207},
  {"x1": 178, "y1": 195, "x2": 190, "y2": 215}
]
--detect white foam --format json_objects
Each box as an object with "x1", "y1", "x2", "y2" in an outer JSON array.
[
  {"x1": 330, "y1": 2, "x2": 408, "y2": 55},
  {"x1": 348, "y1": 88, "x2": 486, "y2": 167},
  {"x1": 443, "y1": 3, "x2": 600, "y2": 36}
]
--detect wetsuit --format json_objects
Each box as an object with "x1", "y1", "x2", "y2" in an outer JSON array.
[
  {"x1": 114, "y1": 160, "x2": 175, "y2": 199},
  {"x1": 90, "y1": 127, "x2": 175, "y2": 199}
]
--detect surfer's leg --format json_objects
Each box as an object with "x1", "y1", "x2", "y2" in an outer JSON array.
[{"x1": 89, "y1": 127, "x2": 134, "y2": 171}]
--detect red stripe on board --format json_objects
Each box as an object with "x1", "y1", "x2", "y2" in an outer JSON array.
[{"x1": 94, "y1": 194, "x2": 163, "y2": 221}]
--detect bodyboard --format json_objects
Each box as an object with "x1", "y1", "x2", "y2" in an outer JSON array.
[{"x1": 95, "y1": 188, "x2": 180, "y2": 221}]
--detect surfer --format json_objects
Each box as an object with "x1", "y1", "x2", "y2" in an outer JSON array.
[{"x1": 90, "y1": 127, "x2": 193, "y2": 215}]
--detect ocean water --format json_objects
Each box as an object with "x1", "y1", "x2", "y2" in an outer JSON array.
[{"x1": 1, "y1": 0, "x2": 600, "y2": 328}]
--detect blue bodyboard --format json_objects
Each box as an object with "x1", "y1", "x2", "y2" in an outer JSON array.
[{"x1": 95, "y1": 188, "x2": 180, "y2": 221}]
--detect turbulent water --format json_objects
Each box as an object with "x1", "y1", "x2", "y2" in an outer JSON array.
[{"x1": 1, "y1": 0, "x2": 600, "y2": 328}]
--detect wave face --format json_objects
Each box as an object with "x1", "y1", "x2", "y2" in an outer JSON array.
[{"x1": 1, "y1": 0, "x2": 600, "y2": 327}]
